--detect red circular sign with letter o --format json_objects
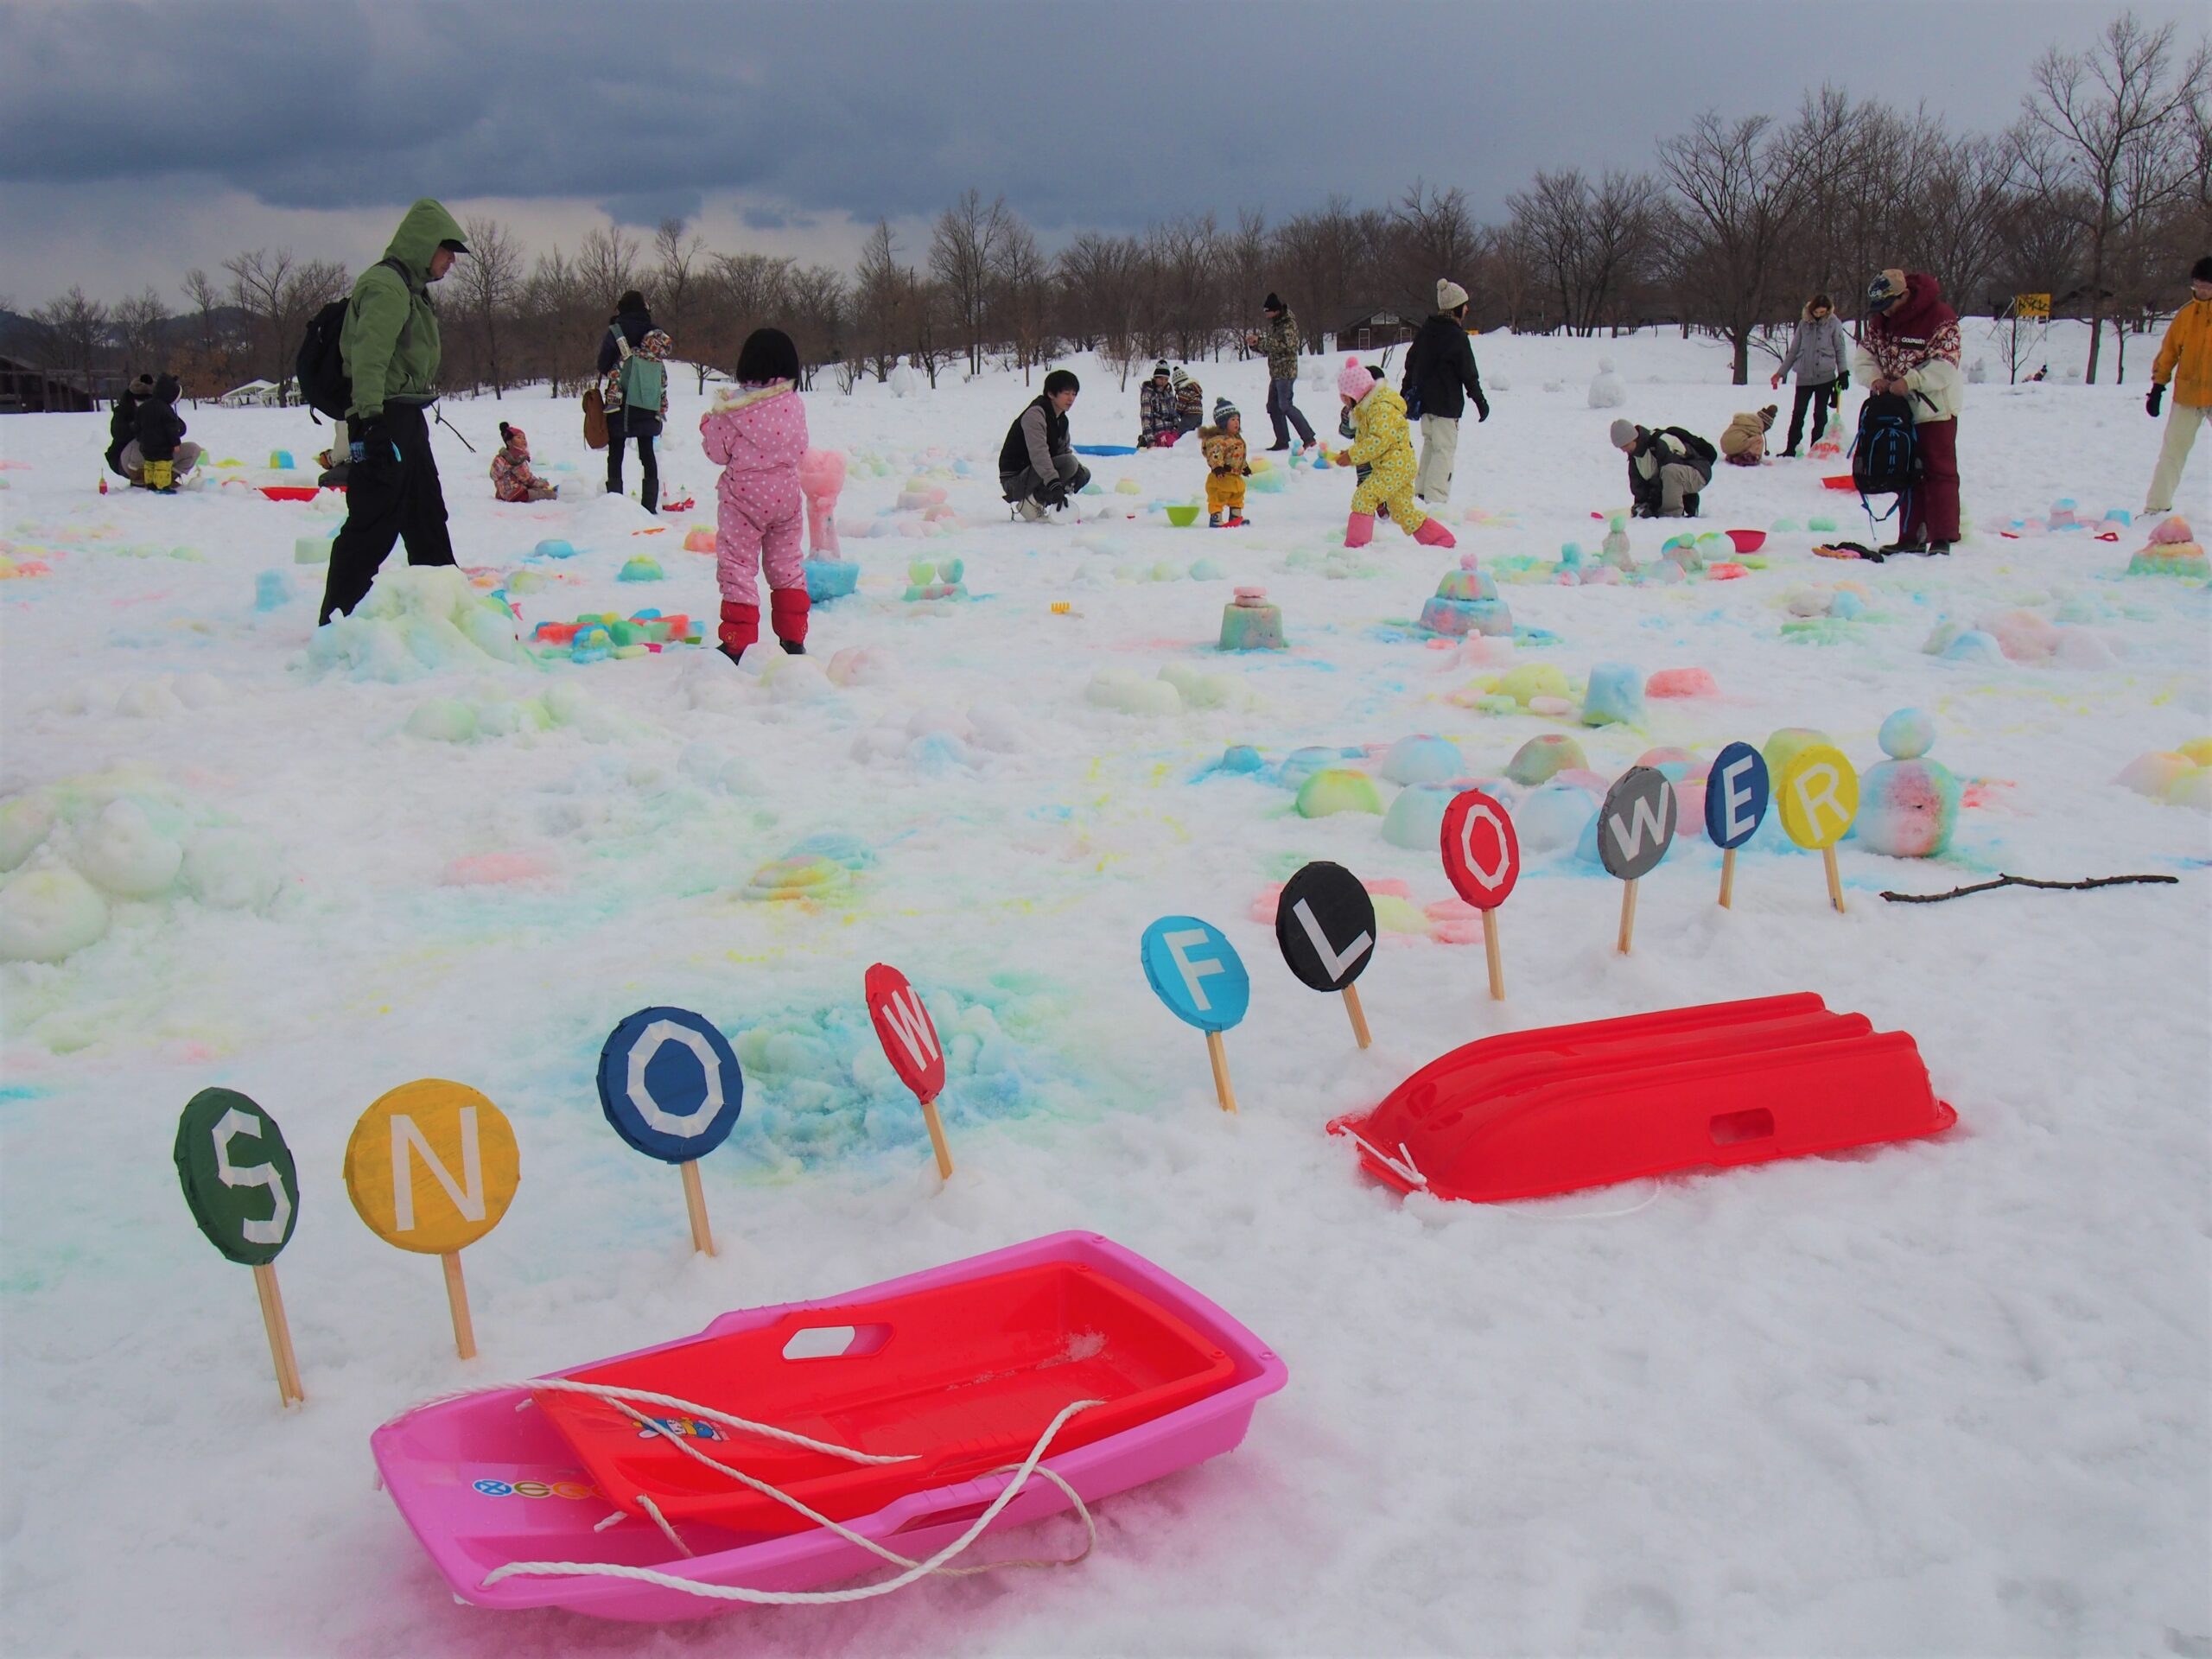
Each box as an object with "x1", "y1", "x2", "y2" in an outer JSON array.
[
  {"x1": 865, "y1": 963, "x2": 948, "y2": 1101},
  {"x1": 1440, "y1": 789, "x2": 1521, "y2": 910}
]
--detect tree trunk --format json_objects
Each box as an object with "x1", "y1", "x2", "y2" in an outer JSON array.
[
  {"x1": 2084, "y1": 233, "x2": 2107, "y2": 384},
  {"x1": 1730, "y1": 324, "x2": 1751, "y2": 386}
]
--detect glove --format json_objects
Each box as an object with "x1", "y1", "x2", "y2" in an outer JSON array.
[
  {"x1": 1038, "y1": 481, "x2": 1067, "y2": 509},
  {"x1": 1475, "y1": 396, "x2": 1491, "y2": 423},
  {"x1": 2147, "y1": 385, "x2": 2164, "y2": 417},
  {"x1": 349, "y1": 417, "x2": 396, "y2": 465}
]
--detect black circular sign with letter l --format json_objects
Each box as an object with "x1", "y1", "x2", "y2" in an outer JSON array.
[{"x1": 1275, "y1": 861, "x2": 1378, "y2": 991}]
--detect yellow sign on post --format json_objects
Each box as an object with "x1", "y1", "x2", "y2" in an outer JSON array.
[
  {"x1": 345, "y1": 1079, "x2": 519, "y2": 1358},
  {"x1": 2015, "y1": 294, "x2": 2051, "y2": 320},
  {"x1": 1777, "y1": 745, "x2": 1860, "y2": 913}
]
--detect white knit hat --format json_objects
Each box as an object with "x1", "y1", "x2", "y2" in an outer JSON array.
[{"x1": 1437, "y1": 278, "x2": 1470, "y2": 312}]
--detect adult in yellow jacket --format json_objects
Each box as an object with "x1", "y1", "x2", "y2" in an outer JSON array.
[
  {"x1": 1332, "y1": 359, "x2": 1456, "y2": 549},
  {"x1": 2145, "y1": 256, "x2": 2212, "y2": 515}
]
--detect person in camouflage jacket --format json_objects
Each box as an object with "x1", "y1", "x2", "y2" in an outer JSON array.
[{"x1": 1244, "y1": 292, "x2": 1315, "y2": 451}]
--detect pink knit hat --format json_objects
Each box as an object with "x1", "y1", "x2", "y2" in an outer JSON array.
[{"x1": 1337, "y1": 356, "x2": 1375, "y2": 400}]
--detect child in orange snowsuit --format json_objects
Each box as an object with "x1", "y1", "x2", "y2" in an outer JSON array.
[{"x1": 1200, "y1": 398, "x2": 1251, "y2": 527}]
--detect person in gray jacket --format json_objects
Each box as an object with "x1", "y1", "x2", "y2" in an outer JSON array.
[
  {"x1": 1770, "y1": 292, "x2": 1849, "y2": 456},
  {"x1": 997, "y1": 368, "x2": 1090, "y2": 521}
]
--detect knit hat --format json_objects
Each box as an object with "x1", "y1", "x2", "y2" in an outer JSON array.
[
  {"x1": 2193, "y1": 256, "x2": 2212, "y2": 283},
  {"x1": 1263, "y1": 292, "x2": 1285, "y2": 315},
  {"x1": 1867, "y1": 268, "x2": 1908, "y2": 312},
  {"x1": 1758, "y1": 404, "x2": 1777, "y2": 429},
  {"x1": 1172, "y1": 366, "x2": 1191, "y2": 389},
  {"x1": 1337, "y1": 356, "x2": 1375, "y2": 401},
  {"x1": 1609, "y1": 419, "x2": 1637, "y2": 449},
  {"x1": 127, "y1": 372, "x2": 155, "y2": 397},
  {"x1": 1437, "y1": 277, "x2": 1469, "y2": 312},
  {"x1": 499, "y1": 421, "x2": 527, "y2": 450},
  {"x1": 1212, "y1": 397, "x2": 1238, "y2": 425}
]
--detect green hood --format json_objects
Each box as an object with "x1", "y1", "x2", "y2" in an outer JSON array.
[{"x1": 382, "y1": 199, "x2": 466, "y2": 285}]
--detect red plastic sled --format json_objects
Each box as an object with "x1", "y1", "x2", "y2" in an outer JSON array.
[
  {"x1": 536, "y1": 1257, "x2": 1238, "y2": 1535},
  {"x1": 1330, "y1": 993, "x2": 1955, "y2": 1204},
  {"x1": 259, "y1": 485, "x2": 326, "y2": 500},
  {"x1": 1821, "y1": 474, "x2": 1857, "y2": 491}
]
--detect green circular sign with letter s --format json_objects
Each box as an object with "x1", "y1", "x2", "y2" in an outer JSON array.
[{"x1": 174, "y1": 1088, "x2": 299, "y2": 1266}]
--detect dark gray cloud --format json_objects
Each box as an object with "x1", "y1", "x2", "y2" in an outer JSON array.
[{"x1": 3, "y1": 0, "x2": 2201, "y2": 291}]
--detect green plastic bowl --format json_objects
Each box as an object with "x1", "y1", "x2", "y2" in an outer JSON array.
[{"x1": 1165, "y1": 505, "x2": 1201, "y2": 527}]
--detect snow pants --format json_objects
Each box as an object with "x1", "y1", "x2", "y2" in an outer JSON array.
[
  {"x1": 1266, "y1": 378, "x2": 1314, "y2": 448},
  {"x1": 1415, "y1": 414, "x2": 1460, "y2": 504},
  {"x1": 2145, "y1": 399, "x2": 2209, "y2": 513},
  {"x1": 1350, "y1": 445, "x2": 1429, "y2": 533},
  {"x1": 1904, "y1": 417, "x2": 1960, "y2": 544},
  {"x1": 715, "y1": 471, "x2": 805, "y2": 609},
  {"x1": 320, "y1": 403, "x2": 454, "y2": 622},
  {"x1": 1205, "y1": 472, "x2": 1247, "y2": 514},
  {"x1": 118, "y1": 440, "x2": 203, "y2": 482}
]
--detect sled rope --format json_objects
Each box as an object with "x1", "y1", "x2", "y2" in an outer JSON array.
[{"x1": 420, "y1": 1377, "x2": 1105, "y2": 1604}]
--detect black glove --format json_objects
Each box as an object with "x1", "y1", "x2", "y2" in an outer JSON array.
[
  {"x1": 2147, "y1": 385, "x2": 2164, "y2": 417},
  {"x1": 1474, "y1": 395, "x2": 1491, "y2": 423},
  {"x1": 1037, "y1": 480, "x2": 1067, "y2": 509},
  {"x1": 350, "y1": 416, "x2": 396, "y2": 465}
]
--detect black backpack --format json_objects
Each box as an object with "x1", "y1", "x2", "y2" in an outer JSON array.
[
  {"x1": 295, "y1": 257, "x2": 405, "y2": 422},
  {"x1": 1850, "y1": 391, "x2": 1920, "y2": 523}
]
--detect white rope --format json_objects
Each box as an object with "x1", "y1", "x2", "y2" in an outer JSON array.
[
  {"x1": 392, "y1": 1376, "x2": 918, "y2": 1466},
  {"x1": 634, "y1": 1493, "x2": 694, "y2": 1558},
  {"x1": 480, "y1": 1395, "x2": 1105, "y2": 1605}
]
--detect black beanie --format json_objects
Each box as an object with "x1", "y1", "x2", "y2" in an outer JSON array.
[
  {"x1": 2194, "y1": 255, "x2": 2212, "y2": 283},
  {"x1": 1263, "y1": 292, "x2": 1284, "y2": 314},
  {"x1": 1043, "y1": 368, "x2": 1080, "y2": 397}
]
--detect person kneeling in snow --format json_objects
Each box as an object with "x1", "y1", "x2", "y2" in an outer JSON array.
[
  {"x1": 1332, "y1": 358, "x2": 1454, "y2": 549},
  {"x1": 489, "y1": 423, "x2": 559, "y2": 502},
  {"x1": 1611, "y1": 419, "x2": 1713, "y2": 518},
  {"x1": 124, "y1": 373, "x2": 202, "y2": 492},
  {"x1": 1200, "y1": 397, "x2": 1252, "y2": 527},
  {"x1": 702, "y1": 327, "x2": 811, "y2": 662},
  {"x1": 1719, "y1": 404, "x2": 1778, "y2": 467},
  {"x1": 999, "y1": 369, "x2": 1090, "y2": 521}
]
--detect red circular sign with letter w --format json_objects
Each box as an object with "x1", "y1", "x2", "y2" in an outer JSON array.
[{"x1": 865, "y1": 963, "x2": 947, "y2": 1101}]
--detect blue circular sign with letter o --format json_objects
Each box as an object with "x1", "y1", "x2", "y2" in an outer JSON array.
[
  {"x1": 1703, "y1": 741, "x2": 1771, "y2": 850},
  {"x1": 596, "y1": 1007, "x2": 743, "y2": 1164},
  {"x1": 1140, "y1": 916, "x2": 1250, "y2": 1033}
]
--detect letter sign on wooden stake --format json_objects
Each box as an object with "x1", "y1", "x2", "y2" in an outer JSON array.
[
  {"x1": 1601, "y1": 766, "x2": 1677, "y2": 954},
  {"x1": 865, "y1": 963, "x2": 957, "y2": 1177},
  {"x1": 1141, "y1": 916, "x2": 1249, "y2": 1112},
  {"x1": 1777, "y1": 744, "x2": 1859, "y2": 912},
  {"x1": 1275, "y1": 861, "x2": 1378, "y2": 1048},
  {"x1": 1705, "y1": 741, "x2": 1770, "y2": 909},
  {"x1": 596, "y1": 1007, "x2": 744, "y2": 1164},
  {"x1": 1440, "y1": 789, "x2": 1520, "y2": 999},
  {"x1": 346, "y1": 1080, "x2": 519, "y2": 1254},
  {"x1": 175, "y1": 1087, "x2": 299, "y2": 1267}
]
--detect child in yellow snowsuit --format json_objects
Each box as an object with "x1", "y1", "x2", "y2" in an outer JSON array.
[
  {"x1": 1201, "y1": 397, "x2": 1251, "y2": 527},
  {"x1": 1332, "y1": 358, "x2": 1455, "y2": 549}
]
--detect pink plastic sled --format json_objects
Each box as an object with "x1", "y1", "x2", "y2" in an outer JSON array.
[{"x1": 370, "y1": 1231, "x2": 1287, "y2": 1621}]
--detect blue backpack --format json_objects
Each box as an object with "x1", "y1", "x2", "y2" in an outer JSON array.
[{"x1": 1849, "y1": 391, "x2": 1920, "y2": 525}]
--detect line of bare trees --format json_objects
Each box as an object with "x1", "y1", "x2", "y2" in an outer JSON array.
[{"x1": 21, "y1": 13, "x2": 2209, "y2": 402}]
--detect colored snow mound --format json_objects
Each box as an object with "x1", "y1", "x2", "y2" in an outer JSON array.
[{"x1": 301, "y1": 566, "x2": 526, "y2": 683}]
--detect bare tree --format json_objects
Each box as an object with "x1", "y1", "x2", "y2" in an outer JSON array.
[
  {"x1": 1390, "y1": 181, "x2": 1484, "y2": 319},
  {"x1": 1659, "y1": 111, "x2": 1818, "y2": 382},
  {"x1": 453, "y1": 214, "x2": 522, "y2": 397},
  {"x1": 576, "y1": 225, "x2": 644, "y2": 313},
  {"x1": 112, "y1": 288, "x2": 170, "y2": 374},
  {"x1": 852, "y1": 219, "x2": 909, "y2": 381},
  {"x1": 787, "y1": 263, "x2": 849, "y2": 389},
  {"x1": 930, "y1": 189, "x2": 1009, "y2": 375},
  {"x1": 991, "y1": 214, "x2": 1056, "y2": 383},
  {"x1": 221, "y1": 248, "x2": 297, "y2": 390},
  {"x1": 1509, "y1": 168, "x2": 1659, "y2": 334},
  {"x1": 2017, "y1": 11, "x2": 2210, "y2": 379},
  {"x1": 33, "y1": 286, "x2": 108, "y2": 391},
  {"x1": 652, "y1": 217, "x2": 706, "y2": 349}
]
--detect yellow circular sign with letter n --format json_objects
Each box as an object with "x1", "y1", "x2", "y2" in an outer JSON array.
[
  {"x1": 1777, "y1": 746, "x2": 1861, "y2": 850},
  {"x1": 345, "y1": 1079, "x2": 520, "y2": 1254}
]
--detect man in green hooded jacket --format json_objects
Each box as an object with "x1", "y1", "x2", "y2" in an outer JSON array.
[{"x1": 320, "y1": 198, "x2": 468, "y2": 622}]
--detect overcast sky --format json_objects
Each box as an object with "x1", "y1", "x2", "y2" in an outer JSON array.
[{"x1": 0, "y1": 0, "x2": 2196, "y2": 307}]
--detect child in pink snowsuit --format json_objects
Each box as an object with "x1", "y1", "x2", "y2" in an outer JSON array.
[{"x1": 701, "y1": 327, "x2": 810, "y2": 659}]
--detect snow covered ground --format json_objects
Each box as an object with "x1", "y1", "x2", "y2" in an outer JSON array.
[{"x1": 2, "y1": 325, "x2": 2207, "y2": 1657}]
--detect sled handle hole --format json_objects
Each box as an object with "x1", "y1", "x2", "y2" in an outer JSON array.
[
  {"x1": 1708, "y1": 1108, "x2": 1776, "y2": 1147},
  {"x1": 781, "y1": 1323, "x2": 892, "y2": 1360}
]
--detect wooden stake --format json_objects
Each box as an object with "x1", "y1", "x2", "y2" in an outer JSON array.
[
  {"x1": 918, "y1": 1096, "x2": 955, "y2": 1180},
  {"x1": 1617, "y1": 879, "x2": 1640, "y2": 955},
  {"x1": 1823, "y1": 845, "x2": 1846, "y2": 913},
  {"x1": 1481, "y1": 908, "x2": 1506, "y2": 1001},
  {"x1": 1718, "y1": 847, "x2": 1738, "y2": 909},
  {"x1": 680, "y1": 1159, "x2": 716, "y2": 1255},
  {"x1": 1340, "y1": 983, "x2": 1372, "y2": 1049},
  {"x1": 1204, "y1": 1030, "x2": 1238, "y2": 1113},
  {"x1": 251, "y1": 1262, "x2": 303, "y2": 1407},
  {"x1": 441, "y1": 1250, "x2": 477, "y2": 1361}
]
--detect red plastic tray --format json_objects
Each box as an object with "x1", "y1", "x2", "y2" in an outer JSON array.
[{"x1": 536, "y1": 1259, "x2": 1237, "y2": 1534}]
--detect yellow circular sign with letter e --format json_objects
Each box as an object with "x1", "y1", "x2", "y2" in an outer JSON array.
[
  {"x1": 344, "y1": 1079, "x2": 520, "y2": 1254},
  {"x1": 1777, "y1": 746, "x2": 1861, "y2": 850}
]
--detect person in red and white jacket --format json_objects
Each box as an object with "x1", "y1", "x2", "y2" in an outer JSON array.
[{"x1": 1853, "y1": 269, "x2": 1964, "y2": 554}]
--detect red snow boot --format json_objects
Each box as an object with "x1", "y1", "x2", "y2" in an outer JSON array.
[
  {"x1": 770, "y1": 587, "x2": 810, "y2": 652},
  {"x1": 718, "y1": 600, "x2": 760, "y2": 656},
  {"x1": 1413, "y1": 517, "x2": 1457, "y2": 549},
  {"x1": 1344, "y1": 512, "x2": 1376, "y2": 549}
]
